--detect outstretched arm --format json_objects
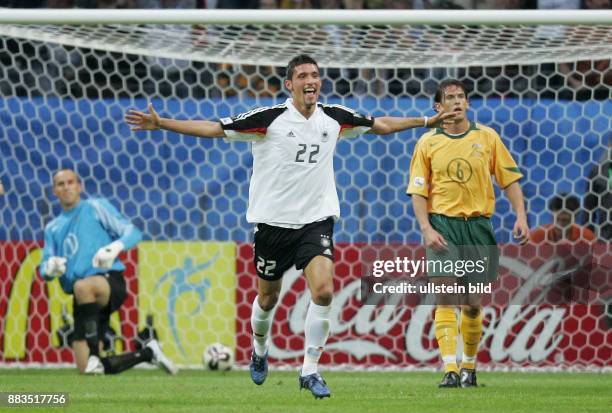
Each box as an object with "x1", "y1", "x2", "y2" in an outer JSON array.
[
  {"x1": 125, "y1": 103, "x2": 225, "y2": 138},
  {"x1": 370, "y1": 111, "x2": 456, "y2": 135}
]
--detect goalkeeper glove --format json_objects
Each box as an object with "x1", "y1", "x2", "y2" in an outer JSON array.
[
  {"x1": 44, "y1": 256, "x2": 67, "y2": 278},
  {"x1": 92, "y1": 240, "x2": 124, "y2": 270}
]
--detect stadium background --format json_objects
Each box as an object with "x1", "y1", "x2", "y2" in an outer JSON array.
[{"x1": 0, "y1": 11, "x2": 610, "y2": 372}]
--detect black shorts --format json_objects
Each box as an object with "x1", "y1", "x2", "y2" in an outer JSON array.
[
  {"x1": 73, "y1": 271, "x2": 127, "y2": 340},
  {"x1": 103, "y1": 270, "x2": 127, "y2": 313},
  {"x1": 254, "y1": 218, "x2": 335, "y2": 281}
]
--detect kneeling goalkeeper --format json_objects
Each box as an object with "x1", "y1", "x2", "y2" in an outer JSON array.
[{"x1": 39, "y1": 169, "x2": 177, "y2": 375}]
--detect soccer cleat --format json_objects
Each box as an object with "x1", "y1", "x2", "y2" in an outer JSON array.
[
  {"x1": 249, "y1": 351, "x2": 268, "y2": 385},
  {"x1": 438, "y1": 371, "x2": 460, "y2": 388},
  {"x1": 299, "y1": 373, "x2": 331, "y2": 399},
  {"x1": 84, "y1": 355, "x2": 104, "y2": 375},
  {"x1": 460, "y1": 368, "x2": 478, "y2": 388},
  {"x1": 147, "y1": 339, "x2": 178, "y2": 375}
]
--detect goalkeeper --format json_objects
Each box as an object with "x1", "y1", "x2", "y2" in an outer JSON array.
[{"x1": 39, "y1": 169, "x2": 177, "y2": 375}]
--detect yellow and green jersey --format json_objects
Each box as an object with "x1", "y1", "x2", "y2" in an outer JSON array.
[{"x1": 406, "y1": 122, "x2": 522, "y2": 218}]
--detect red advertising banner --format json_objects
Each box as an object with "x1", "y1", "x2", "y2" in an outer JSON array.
[
  {"x1": 236, "y1": 242, "x2": 611, "y2": 369},
  {"x1": 2, "y1": 240, "x2": 609, "y2": 369}
]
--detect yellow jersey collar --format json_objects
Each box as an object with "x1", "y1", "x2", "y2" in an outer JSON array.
[{"x1": 434, "y1": 121, "x2": 479, "y2": 139}]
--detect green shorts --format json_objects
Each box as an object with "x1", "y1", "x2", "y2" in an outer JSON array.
[{"x1": 426, "y1": 214, "x2": 499, "y2": 284}]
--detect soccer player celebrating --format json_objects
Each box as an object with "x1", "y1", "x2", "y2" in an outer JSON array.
[
  {"x1": 407, "y1": 79, "x2": 529, "y2": 388},
  {"x1": 39, "y1": 169, "x2": 177, "y2": 376},
  {"x1": 126, "y1": 54, "x2": 454, "y2": 398}
]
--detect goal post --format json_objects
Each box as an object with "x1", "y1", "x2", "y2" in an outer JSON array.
[
  {"x1": 1, "y1": 8, "x2": 612, "y2": 24},
  {"x1": 0, "y1": 10, "x2": 610, "y2": 370},
  {"x1": 1, "y1": 10, "x2": 612, "y2": 68}
]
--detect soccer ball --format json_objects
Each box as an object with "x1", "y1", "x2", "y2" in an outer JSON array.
[{"x1": 202, "y1": 343, "x2": 234, "y2": 371}]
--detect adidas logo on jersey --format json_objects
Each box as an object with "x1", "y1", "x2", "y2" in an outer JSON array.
[
  {"x1": 287, "y1": 131, "x2": 296, "y2": 137},
  {"x1": 323, "y1": 248, "x2": 332, "y2": 256}
]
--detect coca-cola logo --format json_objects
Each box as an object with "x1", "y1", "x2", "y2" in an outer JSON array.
[{"x1": 267, "y1": 256, "x2": 567, "y2": 363}]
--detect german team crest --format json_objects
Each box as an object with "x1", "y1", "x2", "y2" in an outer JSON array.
[{"x1": 320, "y1": 235, "x2": 331, "y2": 247}]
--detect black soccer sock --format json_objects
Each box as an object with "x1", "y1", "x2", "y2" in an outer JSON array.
[
  {"x1": 100, "y1": 347, "x2": 153, "y2": 375},
  {"x1": 76, "y1": 303, "x2": 100, "y2": 357}
]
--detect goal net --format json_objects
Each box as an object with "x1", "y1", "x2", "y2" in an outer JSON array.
[{"x1": 0, "y1": 10, "x2": 610, "y2": 370}]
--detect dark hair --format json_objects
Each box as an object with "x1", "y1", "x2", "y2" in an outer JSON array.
[
  {"x1": 549, "y1": 193, "x2": 580, "y2": 213},
  {"x1": 434, "y1": 79, "x2": 469, "y2": 104},
  {"x1": 286, "y1": 54, "x2": 319, "y2": 81}
]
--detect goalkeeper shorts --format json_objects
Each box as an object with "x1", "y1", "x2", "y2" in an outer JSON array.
[{"x1": 72, "y1": 271, "x2": 127, "y2": 341}]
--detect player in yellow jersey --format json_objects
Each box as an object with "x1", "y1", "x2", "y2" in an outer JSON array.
[{"x1": 407, "y1": 79, "x2": 529, "y2": 388}]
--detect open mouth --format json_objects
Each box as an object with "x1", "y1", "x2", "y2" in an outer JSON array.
[{"x1": 304, "y1": 88, "x2": 316, "y2": 98}]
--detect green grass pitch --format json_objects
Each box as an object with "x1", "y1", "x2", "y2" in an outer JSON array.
[{"x1": 2, "y1": 369, "x2": 611, "y2": 413}]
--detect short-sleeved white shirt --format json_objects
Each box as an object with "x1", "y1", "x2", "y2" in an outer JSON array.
[{"x1": 220, "y1": 98, "x2": 374, "y2": 226}]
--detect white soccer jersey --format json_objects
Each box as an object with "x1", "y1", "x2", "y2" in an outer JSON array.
[{"x1": 220, "y1": 98, "x2": 374, "y2": 226}]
